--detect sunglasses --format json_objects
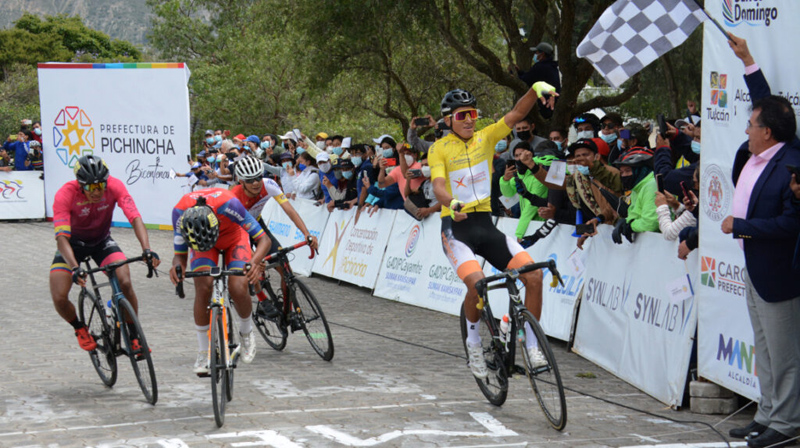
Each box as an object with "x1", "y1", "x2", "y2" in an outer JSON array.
[
  {"x1": 243, "y1": 178, "x2": 261, "y2": 184},
  {"x1": 601, "y1": 122, "x2": 616, "y2": 129},
  {"x1": 82, "y1": 182, "x2": 106, "y2": 192},
  {"x1": 451, "y1": 109, "x2": 478, "y2": 122}
]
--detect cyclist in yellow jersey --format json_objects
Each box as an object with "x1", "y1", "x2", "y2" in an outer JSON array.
[{"x1": 428, "y1": 82, "x2": 557, "y2": 379}]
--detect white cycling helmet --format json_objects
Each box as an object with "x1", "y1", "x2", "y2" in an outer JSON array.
[{"x1": 235, "y1": 155, "x2": 263, "y2": 181}]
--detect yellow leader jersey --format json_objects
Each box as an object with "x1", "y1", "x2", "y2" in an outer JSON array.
[{"x1": 428, "y1": 118, "x2": 512, "y2": 218}]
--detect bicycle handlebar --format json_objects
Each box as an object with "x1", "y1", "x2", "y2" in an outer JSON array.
[
  {"x1": 174, "y1": 263, "x2": 254, "y2": 299},
  {"x1": 474, "y1": 260, "x2": 565, "y2": 296},
  {"x1": 263, "y1": 239, "x2": 316, "y2": 264},
  {"x1": 83, "y1": 255, "x2": 157, "y2": 277}
]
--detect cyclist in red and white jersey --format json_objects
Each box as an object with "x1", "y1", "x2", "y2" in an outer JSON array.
[{"x1": 50, "y1": 155, "x2": 160, "y2": 352}]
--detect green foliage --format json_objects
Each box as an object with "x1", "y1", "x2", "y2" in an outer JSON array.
[{"x1": 0, "y1": 64, "x2": 40, "y2": 134}]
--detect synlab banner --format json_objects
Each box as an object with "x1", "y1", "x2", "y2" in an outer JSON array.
[
  {"x1": 38, "y1": 63, "x2": 191, "y2": 227},
  {"x1": 0, "y1": 171, "x2": 45, "y2": 220},
  {"x1": 697, "y1": 0, "x2": 800, "y2": 400}
]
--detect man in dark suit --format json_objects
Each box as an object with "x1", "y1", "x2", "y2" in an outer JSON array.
[{"x1": 723, "y1": 34, "x2": 800, "y2": 448}]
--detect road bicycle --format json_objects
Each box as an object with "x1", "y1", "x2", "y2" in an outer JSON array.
[
  {"x1": 176, "y1": 264, "x2": 248, "y2": 428},
  {"x1": 77, "y1": 255, "x2": 158, "y2": 404},
  {"x1": 252, "y1": 240, "x2": 334, "y2": 361},
  {"x1": 460, "y1": 259, "x2": 568, "y2": 430}
]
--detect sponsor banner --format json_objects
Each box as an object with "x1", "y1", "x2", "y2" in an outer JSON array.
[
  {"x1": 38, "y1": 63, "x2": 191, "y2": 226},
  {"x1": 312, "y1": 206, "x2": 395, "y2": 289},
  {"x1": 0, "y1": 171, "x2": 45, "y2": 220},
  {"x1": 572, "y1": 226, "x2": 698, "y2": 406},
  {"x1": 373, "y1": 212, "x2": 467, "y2": 315},
  {"x1": 698, "y1": 0, "x2": 800, "y2": 400},
  {"x1": 486, "y1": 218, "x2": 584, "y2": 341},
  {"x1": 261, "y1": 197, "x2": 329, "y2": 277}
]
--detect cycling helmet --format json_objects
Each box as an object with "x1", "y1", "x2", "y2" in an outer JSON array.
[
  {"x1": 179, "y1": 197, "x2": 220, "y2": 252},
  {"x1": 613, "y1": 149, "x2": 654, "y2": 168},
  {"x1": 74, "y1": 155, "x2": 109, "y2": 185},
  {"x1": 234, "y1": 155, "x2": 263, "y2": 181},
  {"x1": 573, "y1": 113, "x2": 600, "y2": 133},
  {"x1": 441, "y1": 89, "x2": 477, "y2": 116}
]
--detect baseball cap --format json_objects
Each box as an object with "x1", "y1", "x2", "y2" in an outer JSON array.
[
  {"x1": 246, "y1": 135, "x2": 260, "y2": 144},
  {"x1": 278, "y1": 131, "x2": 296, "y2": 140},
  {"x1": 233, "y1": 134, "x2": 246, "y2": 141},
  {"x1": 205, "y1": 129, "x2": 214, "y2": 136},
  {"x1": 675, "y1": 116, "x2": 702, "y2": 129},
  {"x1": 315, "y1": 132, "x2": 329, "y2": 140},
  {"x1": 316, "y1": 152, "x2": 330, "y2": 163},
  {"x1": 191, "y1": 162, "x2": 201, "y2": 169},
  {"x1": 565, "y1": 138, "x2": 610, "y2": 157},
  {"x1": 530, "y1": 42, "x2": 554, "y2": 56}
]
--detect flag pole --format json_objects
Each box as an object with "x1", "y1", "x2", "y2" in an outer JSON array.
[{"x1": 692, "y1": 0, "x2": 729, "y2": 38}]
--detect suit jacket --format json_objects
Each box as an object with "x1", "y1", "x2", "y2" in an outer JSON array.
[{"x1": 731, "y1": 69, "x2": 800, "y2": 302}]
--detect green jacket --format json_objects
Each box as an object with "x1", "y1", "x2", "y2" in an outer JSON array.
[
  {"x1": 627, "y1": 172, "x2": 659, "y2": 233},
  {"x1": 500, "y1": 165, "x2": 548, "y2": 239}
]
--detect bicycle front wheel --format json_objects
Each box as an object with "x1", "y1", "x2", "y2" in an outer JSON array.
[
  {"x1": 252, "y1": 282, "x2": 287, "y2": 351},
  {"x1": 209, "y1": 307, "x2": 227, "y2": 427},
  {"x1": 518, "y1": 310, "x2": 567, "y2": 431},
  {"x1": 78, "y1": 289, "x2": 117, "y2": 387},
  {"x1": 118, "y1": 299, "x2": 158, "y2": 405},
  {"x1": 225, "y1": 304, "x2": 237, "y2": 402},
  {"x1": 459, "y1": 303, "x2": 508, "y2": 406},
  {"x1": 293, "y1": 279, "x2": 334, "y2": 361}
]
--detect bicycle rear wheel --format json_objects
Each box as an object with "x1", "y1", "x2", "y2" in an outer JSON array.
[
  {"x1": 209, "y1": 307, "x2": 227, "y2": 427},
  {"x1": 293, "y1": 279, "x2": 334, "y2": 361},
  {"x1": 459, "y1": 303, "x2": 508, "y2": 406},
  {"x1": 78, "y1": 289, "x2": 117, "y2": 387},
  {"x1": 252, "y1": 281, "x2": 287, "y2": 351},
  {"x1": 118, "y1": 299, "x2": 158, "y2": 405},
  {"x1": 518, "y1": 310, "x2": 567, "y2": 430}
]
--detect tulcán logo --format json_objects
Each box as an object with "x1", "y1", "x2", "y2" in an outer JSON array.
[
  {"x1": 405, "y1": 224, "x2": 421, "y2": 257},
  {"x1": 701, "y1": 256, "x2": 717, "y2": 288},
  {"x1": 53, "y1": 106, "x2": 94, "y2": 168},
  {"x1": 702, "y1": 164, "x2": 732, "y2": 221},
  {"x1": 707, "y1": 71, "x2": 730, "y2": 124},
  {"x1": 723, "y1": 0, "x2": 778, "y2": 27}
]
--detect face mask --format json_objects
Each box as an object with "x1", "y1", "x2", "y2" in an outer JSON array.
[
  {"x1": 515, "y1": 159, "x2": 529, "y2": 175},
  {"x1": 282, "y1": 162, "x2": 292, "y2": 170},
  {"x1": 600, "y1": 133, "x2": 617, "y2": 145},
  {"x1": 34, "y1": 128, "x2": 42, "y2": 136},
  {"x1": 577, "y1": 130, "x2": 594, "y2": 140},
  {"x1": 214, "y1": 135, "x2": 222, "y2": 142},
  {"x1": 404, "y1": 154, "x2": 415, "y2": 165},
  {"x1": 261, "y1": 141, "x2": 270, "y2": 149},
  {"x1": 621, "y1": 175, "x2": 636, "y2": 191},
  {"x1": 297, "y1": 163, "x2": 306, "y2": 172},
  {"x1": 617, "y1": 139, "x2": 626, "y2": 152},
  {"x1": 342, "y1": 171, "x2": 354, "y2": 180},
  {"x1": 351, "y1": 156, "x2": 363, "y2": 167},
  {"x1": 332, "y1": 147, "x2": 343, "y2": 156},
  {"x1": 316, "y1": 141, "x2": 326, "y2": 150},
  {"x1": 691, "y1": 141, "x2": 701, "y2": 154},
  {"x1": 421, "y1": 166, "x2": 431, "y2": 178},
  {"x1": 554, "y1": 141, "x2": 562, "y2": 150},
  {"x1": 206, "y1": 137, "x2": 215, "y2": 145},
  {"x1": 533, "y1": 54, "x2": 539, "y2": 64},
  {"x1": 297, "y1": 147, "x2": 305, "y2": 154},
  {"x1": 334, "y1": 170, "x2": 343, "y2": 180},
  {"x1": 495, "y1": 140, "x2": 508, "y2": 153},
  {"x1": 382, "y1": 148, "x2": 394, "y2": 158},
  {"x1": 206, "y1": 156, "x2": 216, "y2": 163},
  {"x1": 576, "y1": 165, "x2": 590, "y2": 176},
  {"x1": 319, "y1": 162, "x2": 331, "y2": 173},
  {"x1": 517, "y1": 130, "x2": 532, "y2": 141},
  {"x1": 280, "y1": 142, "x2": 286, "y2": 149}
]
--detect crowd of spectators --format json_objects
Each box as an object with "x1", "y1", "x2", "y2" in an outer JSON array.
[{"x1": 1, "y1": 119, "x2": 44, "y2": 173}]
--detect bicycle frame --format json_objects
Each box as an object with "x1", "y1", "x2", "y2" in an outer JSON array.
[{"x1": 207, "y1": 269, "x2": 237, "y2": 370}]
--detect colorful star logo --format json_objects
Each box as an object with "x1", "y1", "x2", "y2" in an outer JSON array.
[{"x1": 53, "y1": 106, "x2": 95, "y2": 167}]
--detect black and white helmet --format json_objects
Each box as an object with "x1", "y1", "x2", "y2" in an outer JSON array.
[
  {"x1": 441, "y1": 89, "x2": 477, "y2": 116},
  {"x1": 178, "y1": 197, "x2": 219, "y2": 252},
  {"x1": 73, "y1": 155, "x2": 109, "y2": 185},
  {"x1": 234, "y1": 155, "x2": 263, "y2": 181}
]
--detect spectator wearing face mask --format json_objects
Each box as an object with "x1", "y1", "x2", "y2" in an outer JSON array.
[
  {"x1": 508, "y1": 118, "x2": 547, "y2": 155},
  {"x1": 491, "y1": 135, "x2": 516, "y2": 217},
  {"x1": 591, "y1": 123, "x2": 652, "y2": 194},
  {"x1": 610, "y1": 149, "x2": 660, "y2": 244},
  {"x1": 549, "y1": 128, "x2": 569, "y2": 153},
  {"x1": 324, "y1": 158, "x2": 359, "y2": 212},
  {"x1": 657, "y1": 166, "x2": 699, "y2": 244},
  {"x1": 501, "y1": 141, "x2": 549, "y2": 241},
  {"x1": 376, "y1": 136, "x2": 424, "y2": 201},
  {"x1": 3, "y1": 129, "x2": 34, "y2": 171},
  {"x1": 292, "y1": 152, "x2": 321, "y2": 200},
  {"x1": 599, "y1": 113, "x2": 624, "y2": 164},
  {"x1": 326, "y1": 135, "x2": 351, "y2": 162},
  {"x1": 654, "y1": 119, "x2": 701, "y2": 200},
  {"x1": 531, "y1": 140, "x2": 577, "y2": 225},
  {"x1": 407, "y1": 115, "x2": 436, "y2": 155},
  {"x1": 315, "y1": 152, "x2": 337, "y2": 204},
  {"x1": 314, "y1": 132, "x2": 329, "y2": 149},
  {"x1": 403, "y1": 152, "x2": 441, "y2": 220},
  {"x1": 350, "y1": 144, "x2": 376, "y2": 208},
  {"x1": 31, "y1": 121, "x2": 43, "y2": 144},
  {"x1": 278, "y1": 132, "x2": 298, "y2": 157},
  {"x1": 202, "y1": 129, "x2": 216, "y2": 152},
  {"x1": 573, "y1": 113, "x2": 600, "y2": 141}
]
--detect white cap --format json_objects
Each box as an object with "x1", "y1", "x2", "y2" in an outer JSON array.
[
  {"x1": 316, "y1": 152, "x2": 330, "y2": 163},
  {"x1": 372, "y1": 134, "x2": 394, "y2": 145},
  {"x1": 278, "y1": 131, "x2": 296, "y2": 140}
]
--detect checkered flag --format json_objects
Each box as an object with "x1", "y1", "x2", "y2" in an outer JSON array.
[{"x1": 577, "y1": 0, "x2": 707, "y2": 88}]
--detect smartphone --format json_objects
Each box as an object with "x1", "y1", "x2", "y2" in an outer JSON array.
[
  {"x1": 414, "y1": 118, "x2": 430, "y2": 127},
  {"x1": 9, "y1": 134, "x2": 17, "y2": 141},
  {"x1": 186, "y1": 155, "x2": 192, "y2": 162},
  {"x1": 385, "y1": 158, "x2": 397, "y2": 167},
  {"x1": 575, "y1": 223, "x2": 594, "y2": 235},
  {"x1": 506, "y1": 159, "x2": 516, "y2": 169},
  {"x1": 680, "y1": 180, "x2": 690, "y2": 199},
  {"x1": 655, "y1": 173, "x2": 665, "y2": 192},
  {"x1": 409, "y1": 169, "x2": 422, "y2": 178},
  {"x1": 657, "y1": 114, "x2": 668, "y2": 138}
]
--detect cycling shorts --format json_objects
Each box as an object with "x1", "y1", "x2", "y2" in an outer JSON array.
[
  {"x1": 50, "y1": 236, "x2": 126, "y2": 274},
  {"x1": 441, "y1": 212, "x2": 533, "y2": 280},
  {"x1": 190, "y1": 225, "x2": 252, "y2": 272}
]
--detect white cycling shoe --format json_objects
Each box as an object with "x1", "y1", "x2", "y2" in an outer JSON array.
[{"x1": 466, "y1": 342, "x2": 489, "y2": 379}]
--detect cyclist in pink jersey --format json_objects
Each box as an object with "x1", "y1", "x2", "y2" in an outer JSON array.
[{"x1": 50, "y1": 155, "x2": 160, "y2": 351}]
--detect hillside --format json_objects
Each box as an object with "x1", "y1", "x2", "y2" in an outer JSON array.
[{"x1": 0, "y1": 0, "x2": 151, "y2": 46}]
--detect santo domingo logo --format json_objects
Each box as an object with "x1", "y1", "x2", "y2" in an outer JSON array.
[
  {"x1": 723, "y1": 0, "x2": 778, "y2": 27},
  {"x1": 405, "y1": 224, "x2": 421, "y2": 257},
  {"x1": 702, "y1": 164, "x2": 732, "y2": 222},
  {"x1": 53, "y1": 106, "x2": 95, "y2": 168}
]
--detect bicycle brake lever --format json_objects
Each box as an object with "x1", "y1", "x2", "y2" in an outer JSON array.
[
  {"x1": 175, "y1": 265, "x2": 185, "y2": 299},
  {"x1": 549, "y1": 262, "x2": 565, "y2": 288}
]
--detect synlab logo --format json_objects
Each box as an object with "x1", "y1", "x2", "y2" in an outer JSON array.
[
  {"x1": 702, "y1": 164, "x2": 732, "y2": 222},
  {"x1": 723, "y1": 0, "x2": 779, "y2": 27},
  {"x1": 405, "y1": 224, "x2": 421, "y2": 257},
  {"x1": 53, "y1": 106, "x2": 95, "y2": 168},
  {"x1": 701, "y1": 257, "x2": 717, "y2": 288}
]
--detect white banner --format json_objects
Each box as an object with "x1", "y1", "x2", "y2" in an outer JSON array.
[
  {"x1": 261, "y1": 197, "x2": 329, "y2": 277},
  {"x1": 573, "y1": 227, "x2": 698, "y2": 406},
  {"x1": 38, "y1": 63, "x2": 191, "y2": 227},
  {"x1": 373, "y1": 212, "x2": 467, "y2": 315},
  {"x1": 0, "y1": 171, "x2": 45, "y2": 220},
  {"x1": 696, "y1": 0, "x2": 800, "y2": 400},
  {"x1": 312, "y1": 207, "x2": 396, "y2": 289}
]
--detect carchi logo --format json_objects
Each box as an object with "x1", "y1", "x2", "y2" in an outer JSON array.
[
  {"x1": 700, "y1": 256, "x2": 746, "y2": 296},
  {"x1": 702, "y1": 164, "x2": 732, "y2": 221},
  {"x1": 701, "y1": 257, "x2": 716, "y2": 288},
  {"x1": 405, "y1": 224, "x2": 421, "y2": 258},
  {"x1": 723, "y1": 0, "x2": 778, "y2": 27},
  {"x1": 53, "y1": 106, "x2": 95, "y2": 168}
]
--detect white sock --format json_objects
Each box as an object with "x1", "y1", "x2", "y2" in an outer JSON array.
[
  {"x1": 237, "y1": 313, "x2": 252, "y2": 335},
  {"x1": 524, "y1": 322, "x2": 538, "y2": 350},
  {"x1": 196, "y1": 324, "x2": 209, "y2": 353},
  {"x1": 465, "y1": 316, "x2": 481, "y2": 346}
]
